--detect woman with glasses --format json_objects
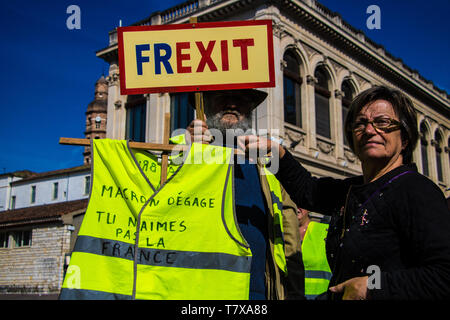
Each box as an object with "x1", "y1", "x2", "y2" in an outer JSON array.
[{"x1": 241, "y1": 86, "x2": 450, "y2": 300}]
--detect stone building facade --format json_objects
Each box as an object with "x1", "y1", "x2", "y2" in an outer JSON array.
[
  {"x1": 0, "y1": 164, "x2": 90, "y2": 297},
  {"x1": 0, "y1": 224, "x2": 68, "y2": 296},
  {"x1": 0, "y1": 199, "x2": 87, "y2": 296},
  {"x1": 97, "y1": 0, "x2": 449, "y2": 195}
]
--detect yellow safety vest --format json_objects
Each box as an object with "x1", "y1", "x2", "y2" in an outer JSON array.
[
  {"x1": 170, "y1": 134, "x2": 287, "y2": 275},
  {"x1": 301, "y1": 221, "x2": 332, "y2": 299},
  {"x1": 60, "y1": 139, "x2": 252, "y2": 300},
  {"x1": 263, "y1": 167, "x2": 287, "y2": 274}
]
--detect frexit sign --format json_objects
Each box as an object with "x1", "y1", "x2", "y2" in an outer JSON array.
[{"x1": 117, "y1": 20, "x2": 275, "y2": 94}]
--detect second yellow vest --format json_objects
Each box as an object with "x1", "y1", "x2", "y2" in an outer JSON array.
[{"x1": 301, "y1": 221, "x2": 332, "y2": 299}]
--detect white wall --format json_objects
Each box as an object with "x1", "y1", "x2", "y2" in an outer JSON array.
[
  {"x1": 8, "y1": 170, "x2": 90, "y2": 210},
  {"x1": 0, "y1": 176, "x2": 10, "y2": 211},
  {"x1": 0, "y1": 175, "x2": 24, "y2": 211}
]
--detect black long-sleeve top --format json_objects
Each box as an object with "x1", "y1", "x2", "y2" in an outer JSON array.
[{"x1": 275, "y1": 150, "x2": 450, "y2": 299}]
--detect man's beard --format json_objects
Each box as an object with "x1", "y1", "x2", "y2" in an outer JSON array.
[{"x1": 205, "y1": 110, "x2": 252, "y2": 136}]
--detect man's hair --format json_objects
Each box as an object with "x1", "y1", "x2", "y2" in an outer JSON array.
[{"x1": 344, "y1": 86, "x2": 419, "y2": 164}]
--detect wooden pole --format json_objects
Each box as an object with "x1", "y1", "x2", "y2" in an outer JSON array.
[
  {"x1": 160, "y1": 112, "x2": 171, "y2": 186},
  {"x1": 60, "y1": 137, "x2": 244, "y2": 154},
  {"x1": 59, "y1": 137, "x2": 188, "y2": 152},
  {"x1": 189, "y1": 16, "x2": 205, "y2": 121},
  {"x1": 194, "y1": 92, "x2": 205, "y2": 121}
]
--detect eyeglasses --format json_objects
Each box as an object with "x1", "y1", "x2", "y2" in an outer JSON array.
[{"x1": 352, "y1": 117, "x2": 401, "y2": 133}]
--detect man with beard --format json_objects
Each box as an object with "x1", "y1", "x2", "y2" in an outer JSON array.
[{"x1": 184, "y1": 89, "x2": 304, "y2": 300}]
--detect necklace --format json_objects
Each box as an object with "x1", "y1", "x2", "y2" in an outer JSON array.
[{"x1": 340, "y1": 170, "x2": 413, "y2": 239}]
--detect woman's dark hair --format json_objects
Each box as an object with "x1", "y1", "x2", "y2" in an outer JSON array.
[{"x1": 344, "y1": 86, "x2": 419, "y2": 164}]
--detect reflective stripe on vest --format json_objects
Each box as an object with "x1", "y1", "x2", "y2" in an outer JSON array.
[
  {"x1": 301, "y1": 221, "x2": 332, "y2": 300},
  {"x1": 60, "y1": 140, "x2": 252, "y2": 300},
  {"x1": 263, "y1": 167, "x2": 287, "y2": 274},
  {"x1": 72, "y1": 235, "x2": 250, "y2": 273}
]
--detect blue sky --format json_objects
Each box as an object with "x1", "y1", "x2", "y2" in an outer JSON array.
[{"x1": 0, "y1": 0, "x2": 448, "y2": 174}]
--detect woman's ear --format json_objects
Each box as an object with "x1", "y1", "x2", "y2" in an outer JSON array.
[{"x1": 401, "y1": 139, "x2": 408, "y2": 151}]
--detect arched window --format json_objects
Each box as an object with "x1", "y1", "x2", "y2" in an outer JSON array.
[
  {"x1": 420, "y1": 122, "x2": 429, "y2": 177},
  {"x1": 341, "y1": 79, "x2": 355, "y2": 146},
  {"x1": 283, "y1": 50, "x2": 302, "y2": 127},
  {"x1": 314, "y1": 66, "x2": 331, "y2": 139},
  {"x1": 434, "y1": 131, "x2": 443, "y2": 182}
]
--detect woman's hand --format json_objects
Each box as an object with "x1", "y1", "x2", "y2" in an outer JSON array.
[
  {"x1": 329, "y1": 276, "x2": 369, "y2": 300},
  {"x1": 186, "y1": 117, "x2": 213, "y2": 144}
]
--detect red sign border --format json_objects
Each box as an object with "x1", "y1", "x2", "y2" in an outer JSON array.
[{"x1": 117, "y1": 20, "x2": 275, "y2": 95}]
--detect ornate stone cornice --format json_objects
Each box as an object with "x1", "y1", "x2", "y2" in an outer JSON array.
[{"x1": 274, "y1": 0, "x2": 449, "y2": 115}]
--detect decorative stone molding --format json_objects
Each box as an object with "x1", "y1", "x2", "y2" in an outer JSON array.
[
  {"x1": 419, "y1": 133, "x2": 428, "y2": 145},
  {"x1": 317, "y1": 140, "x2": 334, "y2": 155},
  {"x1": 285, "y1": 128, "x2": 306, "y2": 148},
  {"x1": 302, "y1": 42, "x2": 319, "y2": 60},
  {"x1": 306, "y1": 75, "x2": 317, "y2": 85},
  {"x1": 199, "y1": 0, "x2": 210, "y2": 9},
  {"x1": 338, "y1": 157, "x2": 349, "y2": 168},
  {"x1": 150, "y1": 12, "x2": 161, "y2": 25},
  {"x1": 106, "y1": 72, "x2": 120, "y2": 86},
  {"x1": 430, "y1": 139, "x2": 438, "y2": 147},
  {"x1": 353, "y1": 73, "x2": 368, "y2": 89},
  {"x1": 329, "y1": 58, "x2": 343, "y2": 74},
  {"x1": 344, "y1": 149, "x2": 357, "y2": 163},
  {"x1": 273, "y1": 21, "x2": 288, "y2": 39},
  {"x1": 335, "y1": 89, "x2": 344, "y2": 99},
  {"x1": 114, "y1": 100, "x2": 122, "y2": 109}
]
